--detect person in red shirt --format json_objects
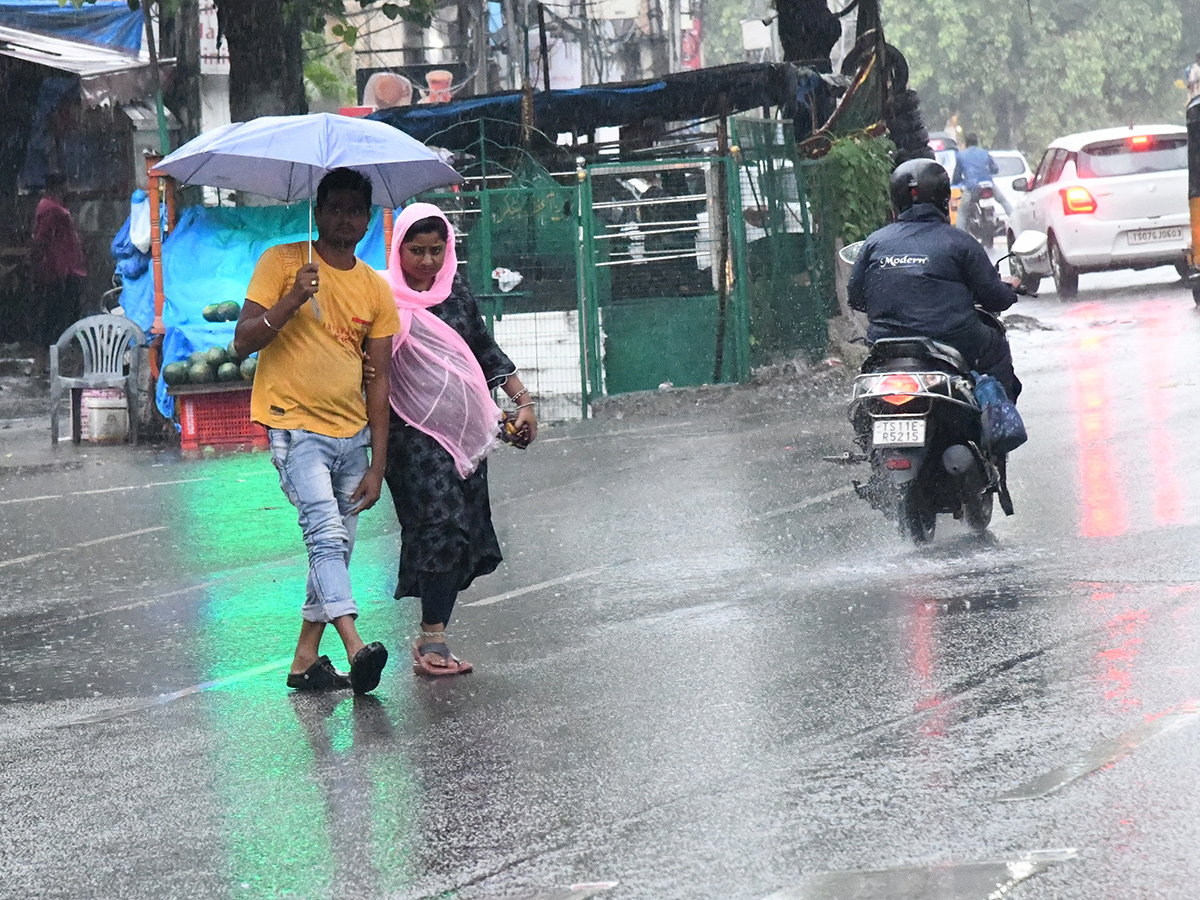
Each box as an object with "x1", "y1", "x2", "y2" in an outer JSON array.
[{"x1": 29, "y1": 172, "x2": 87, "y2": 362}]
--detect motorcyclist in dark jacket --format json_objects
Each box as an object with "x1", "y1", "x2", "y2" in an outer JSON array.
[{"x1": 848, "y1": 158, "x2": 1023, "y2": 400}]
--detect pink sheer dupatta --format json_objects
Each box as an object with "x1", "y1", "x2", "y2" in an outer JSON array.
[{"x1": 386, "y1": 203, "x2": 501, "y2": 478}]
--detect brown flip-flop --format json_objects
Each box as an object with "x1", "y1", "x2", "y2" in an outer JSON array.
[{"x1": 412, "y1": 640, "x2": 472, "y2": 676}]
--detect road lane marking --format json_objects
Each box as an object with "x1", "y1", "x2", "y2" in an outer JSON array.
[
  {"x1": 0, "y1": 494, "x2": 62, "y2": 505},
  {"x1": 0, "y1": 526, "x2": 168, "y2": 569},
  {"x1": 0, "y1": 477, "x2": 211, "y2": 505},
  {"x1": 996, "y1": 702, "x2": 1199, "y2": 801},
  {"x1": 58, "y1": 657, "x2": 292, "y2": 727},
  {"x1": 759, "y1": 849, "x2": 1076, "y2": 900},
  {"x1": 754, "y1": 485, "x2": 855, "y2": 521},
  {"x1": 463, "y1": 566, "x2": 610, "y2": 607}
]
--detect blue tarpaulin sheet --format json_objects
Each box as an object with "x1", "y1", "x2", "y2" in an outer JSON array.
[
  {"x1": 0, "y1": 0, "x2": 142, "y2": 52},
  {"x1": 115, "y1": 203, "x2": 390, "y2": 421}
]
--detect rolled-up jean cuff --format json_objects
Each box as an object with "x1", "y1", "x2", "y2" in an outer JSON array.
[{"x1": 302, "y1": 599, "x2": 358, "y2": 623}]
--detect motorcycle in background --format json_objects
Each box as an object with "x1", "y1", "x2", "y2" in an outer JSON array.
[{"x1": 957, "y1": 181, "x2": 999, "y2": 245}]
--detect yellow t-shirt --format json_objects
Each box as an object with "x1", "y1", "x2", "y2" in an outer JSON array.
[{"x1": 245, "y1": 242, "x2": 400, "y2": 437}]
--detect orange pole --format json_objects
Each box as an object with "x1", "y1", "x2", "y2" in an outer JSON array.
[
  {"x1": 383, "y1": 206, "x2": 394, "y2": 261},
  {"x1": 163, "y1": 175, "x2": 176, "y2": 232},
  {"x1": 146, "y1": 155, "x2": 165, "y2": 379}
]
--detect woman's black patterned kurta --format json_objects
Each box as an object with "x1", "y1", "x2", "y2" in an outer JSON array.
[{"x1": 384, "y1": 277, "x2": 516, "y2": 599}]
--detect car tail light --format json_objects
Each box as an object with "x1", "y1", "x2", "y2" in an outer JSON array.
[
  {"x1": 979, "y1": 185, "x2": 993, "y2": 199},
  {"x1": 1060, "y1": 186, "x2": 1097, "y2": 215},
  {"x1": 878, "y1": 374, "x2": 922, "y2": 406},
  {"x1": 1129, "y1": 134, "x2": 1154, "y2": 151}
]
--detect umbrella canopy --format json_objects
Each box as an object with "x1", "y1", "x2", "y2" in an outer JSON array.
[{"x1": 153, "y1": 112, "x2": 462, "y2": 207}]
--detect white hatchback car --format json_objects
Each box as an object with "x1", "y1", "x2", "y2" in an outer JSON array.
[
  {"x1": 989, "y1": 149, "x2": 1032, "y2": 224},
  {"x1": 1006, "y1": 125, "x2": 1189, "y2": 297}
]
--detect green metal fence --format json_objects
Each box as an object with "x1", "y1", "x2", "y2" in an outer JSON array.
[
  {"x1": 413, "y1": 117, "x2": 843, "y2": 419},
  {"x1": 732, "y1": 116, "x2": 839, "y2": 363},
  {"x1": 576, "y1": 156, "x2": 750, "y2": 406}
]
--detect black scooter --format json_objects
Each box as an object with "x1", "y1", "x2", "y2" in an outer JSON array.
[{"x1": 834, "y1": 238, "x2": 1041, "y2": 542}]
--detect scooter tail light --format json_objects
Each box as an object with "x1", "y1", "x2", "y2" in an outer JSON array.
[
  {"x1": 979, "y1": 186, "x2": 993, "y2": 199},
  {"x1": 886, "y1": 458, "x2": 912, "y2": 470},
  {"x1": 876, "y1": 373, "x2": 922, "y2": 406},
  {"x1": 1060, "y1": 186, "x2": 1097, "y2": 215}
]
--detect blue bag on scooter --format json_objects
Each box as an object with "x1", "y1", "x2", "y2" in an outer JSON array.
[{"x1": 973, "y1": 373, "x2": 1027, "y2": 454}]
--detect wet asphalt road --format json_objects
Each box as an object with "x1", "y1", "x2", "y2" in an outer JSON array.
[{"x1": 3, "y1": 266, "x2": 1200, "y2": 900}]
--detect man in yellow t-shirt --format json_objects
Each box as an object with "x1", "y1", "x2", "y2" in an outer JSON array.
[{"x1": 234, "y1": 168, "x2": 400, "y2": 696}]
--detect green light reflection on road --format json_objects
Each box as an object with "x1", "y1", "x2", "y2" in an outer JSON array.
[{"x1": 166, "y1": 452, "x2": 420, "y2": 898}]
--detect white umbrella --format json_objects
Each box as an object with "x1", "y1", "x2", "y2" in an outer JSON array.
[{"x1": 154, "y1": 112, "x2": 462, "y2": 206}]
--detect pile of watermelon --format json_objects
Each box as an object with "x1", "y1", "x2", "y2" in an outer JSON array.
[
  {"x1": 162, "y1": 343, "x2": 257, "y2": 387},
  {"x1": 202, "y1": 301, "x2": 243, "y2": 323}
]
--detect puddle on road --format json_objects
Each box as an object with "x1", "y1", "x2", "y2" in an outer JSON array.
[
  {"x1": 524, "y1": 883, "x2": 618, "y2": 900},
  {"x1": 996, "y1": 702, "x2": 1199, "y2": 801},
  {"x1": 761, "y1": 849, "x2": 1076, "y2": 899}
]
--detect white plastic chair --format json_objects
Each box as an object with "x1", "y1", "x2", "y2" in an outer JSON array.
[{"x1": 49, "y1": 314, "x2": 147, "y2": 446}]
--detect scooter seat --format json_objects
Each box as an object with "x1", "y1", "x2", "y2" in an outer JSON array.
[{"x1": 866, "y1": 337, "x2": 969, "y2": 374}]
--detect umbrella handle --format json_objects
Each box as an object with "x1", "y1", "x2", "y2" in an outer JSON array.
[{"x1": 307, "y1": 195, "x2": 321, "y2": 321}]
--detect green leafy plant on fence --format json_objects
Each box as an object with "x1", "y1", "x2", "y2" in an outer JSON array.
[{"x1": 825, "y1": 133, "x2": 896, "y2": 245}]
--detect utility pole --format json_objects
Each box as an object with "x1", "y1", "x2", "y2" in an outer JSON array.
[
  {"x1": 646, "y1": 0, "x2": 669, "y2": 76},
  {"x1": 666, "y1": 0, "x2": 680, "y2": 72},
  {"x1": 474, "y1": 0, "x2": 489, "y2": 94}
]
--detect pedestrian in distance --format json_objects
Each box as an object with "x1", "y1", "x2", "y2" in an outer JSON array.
[
  {"x1": 234, "y1": 167, "x2": 399, "y2": 695},
  {"x1": 383, "y1": 202, "x2": 538, "y2": 677},
  {"x1": 29, "y1": 171, "x2": 86, "y2": 370},
  {"x1": 1185, "y1": 52, "x2": 1200, "y2": 103}
]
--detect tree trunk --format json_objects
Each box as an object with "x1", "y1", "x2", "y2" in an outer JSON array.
[
  {"x1": 216, "y1": 0, "x2": 306, "y2": 120},
  {"x1": 775, "y1": 0, "x2": 841, "y2": 72},
  {"x1": 165, "y1": 0, "x2": 203, "y2": 145}
]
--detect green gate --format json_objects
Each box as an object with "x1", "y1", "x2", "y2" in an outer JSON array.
[
  {"x1": 732, "y1": 116, "x2": 838, "y2": 362},
  {"x1": 576, "y1": 157, "x2": 750, "y2": 405}
]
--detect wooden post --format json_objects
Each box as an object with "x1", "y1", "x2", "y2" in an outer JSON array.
[
  {"x1": 163, "y1": 175, "x2": 176, "y2": 231},
  {"x1": 712, "y1": 95, "x2": 732, "y2": 383},
  {"x1": 145, "y1": 154, "x2": 166, "y2": 379},
  {"x1": 383, "y1": 207, "x2": 394, "y2": 261},
  {"x1": 537, "y1": 3, "x2": 551, "y2": 93}
]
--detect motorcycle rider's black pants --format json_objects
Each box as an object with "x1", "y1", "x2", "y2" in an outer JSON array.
[{"x1": 940, "y1": 316, "x2": 1022, "y2": 403}]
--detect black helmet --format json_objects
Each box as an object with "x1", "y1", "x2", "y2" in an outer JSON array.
[{"x1": 889, "y1": 159, "x2": 951, "y2": 216}]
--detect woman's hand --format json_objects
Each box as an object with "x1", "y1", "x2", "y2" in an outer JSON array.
[{"x1": 514, "y1": 405, "x2": 538, "y2": 445}]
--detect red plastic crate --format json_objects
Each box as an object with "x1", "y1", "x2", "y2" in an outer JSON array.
[{"x1": 170, "y1": 383, "x2": 268, "y2": 451}]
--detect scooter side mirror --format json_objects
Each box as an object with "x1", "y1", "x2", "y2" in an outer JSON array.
[
  {"x1": 1011, "y1": 177, "x2": 1029, "y2": 192},
  {"x1": 1010, "y1": 230, "x2": 1048, "y2": 256},
  {"x1": 839, "y1": 241, "x2": 865, "y2": 265}
]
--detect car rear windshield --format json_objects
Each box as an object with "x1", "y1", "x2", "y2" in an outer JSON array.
[
  {"x1": 993, "y1": 156, "x2": 1026, "y2": 177},
  {"x1": 1076, "y1": 135, "x2": 1187, "y2": 178}
]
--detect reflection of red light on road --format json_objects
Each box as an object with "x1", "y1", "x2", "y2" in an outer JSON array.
[
  {"x1": 1067, "y1": 308, "x2": 1128, "y2": 537},
  {"x1": 1088, "y1": 589, "x2": 1146, "y2": 712},
  {"x1": 1139, "y1": 303, "x2": 1183, "y2": 526},
  {"x1": 907, "y1": 593, "x2": 946, "y2": 737}
]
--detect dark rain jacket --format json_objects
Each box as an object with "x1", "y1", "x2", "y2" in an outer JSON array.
[{"x1": 847, "y1": 204, "x2": 1018, "y2": 343}]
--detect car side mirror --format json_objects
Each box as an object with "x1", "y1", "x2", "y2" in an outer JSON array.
[{"x1": 1012, "y1": 177, "x2": 1029, "y2": 192}]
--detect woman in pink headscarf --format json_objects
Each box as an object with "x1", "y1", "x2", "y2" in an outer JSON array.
[{"x1": 384, "y1": 203, "x2": 538, "y2": 676}]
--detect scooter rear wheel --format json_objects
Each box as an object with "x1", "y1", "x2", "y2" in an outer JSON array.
[
  {"x1": 962, "y1": 480, "x2": 994, "y2": 534},
  {"x1": 898, "y1": 483, "x2": 936, "y2": 543}
]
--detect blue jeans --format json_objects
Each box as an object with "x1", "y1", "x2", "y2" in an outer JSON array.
[{"x1": 269, "y1": 426, "x2": 371, "y2": 623}]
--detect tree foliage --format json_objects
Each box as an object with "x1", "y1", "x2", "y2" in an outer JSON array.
[
  {"x1": 882, "y1": 0, "x2": 1183, "y2": 156},
  {"x1": 825, "y1": 132, "x2": 894, "y2": 243}
]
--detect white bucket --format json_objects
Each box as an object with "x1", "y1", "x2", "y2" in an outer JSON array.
[{"x1": 83, "y1": 396, "x2": 128, "y2": 443}]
